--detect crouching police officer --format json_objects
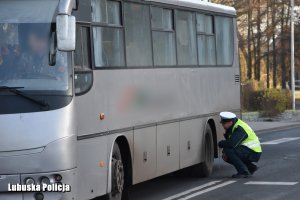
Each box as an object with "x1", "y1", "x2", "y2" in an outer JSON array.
[{"x1": 218, "y1": 112, "x2": 262, "y2": 178}]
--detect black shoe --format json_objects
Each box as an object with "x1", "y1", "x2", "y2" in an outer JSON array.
[
  {"x1": 248, "y1": 165, "x2": 259, "y2": 175},
  {"x1": 232, "y1": 173, "x2": 251, "y2": 178}
]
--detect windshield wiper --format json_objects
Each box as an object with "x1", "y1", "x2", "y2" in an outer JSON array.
[{"x1": 0, "y1": 86, "x2": 49, "y2": 110}]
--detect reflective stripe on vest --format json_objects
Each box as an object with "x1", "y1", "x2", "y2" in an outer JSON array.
[{"x1": 232, "y1": 119, "x2": 262, "y2": 153}]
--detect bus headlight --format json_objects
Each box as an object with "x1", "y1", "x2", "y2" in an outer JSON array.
[
  {"x1": 40, "y1": 177, "x2": 50, "y2": 185},
  {"x1": 54, "y1": 174, "x2": 62, "y2": 182},
  {"x1": 25, "y1": 177, "x2": 35, "y2": 185},
  {"x1": 34, "y1": 192, "x2": 44, "y2": 200}
]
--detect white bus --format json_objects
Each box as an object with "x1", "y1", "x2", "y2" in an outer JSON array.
[{"x1": 0, "y1": 0, "x2": 239, "y2": 199}]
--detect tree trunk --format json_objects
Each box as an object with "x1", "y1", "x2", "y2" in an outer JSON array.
[
  {"x1": 280, "y1": 0, "x2": 286, "y2": 89},
  {"x1": 272, "y1": 0, "x2": 277, "y2": 88},
  {"x1": 266, "y1": 0, "x2": 270, "y2": 88},
  {"x1": 256, "y1": 0, "x2": 261, "y2": 81},
  {"x1": 252, "y1": 24, "x2": 257, "y2": 80},
  {"x1": 247, "y1": 0, "x2": 252, "y2": 80}
]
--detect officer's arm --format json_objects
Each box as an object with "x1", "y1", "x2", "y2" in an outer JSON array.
[
  {"x1": 224, "y1": 132, "x2": 230, "y2": 140},
  {"x1": 218, "y1": 126, "x2": 248, "y2": 148}
]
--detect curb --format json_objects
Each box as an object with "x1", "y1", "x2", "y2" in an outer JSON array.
[{"x1": 255, "y1": 123, "x2": 300, "y2": 134}]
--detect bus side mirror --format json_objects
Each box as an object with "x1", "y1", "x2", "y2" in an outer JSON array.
[{"x1": 56, "y1": 15, "x2": 76, "y2": 51}]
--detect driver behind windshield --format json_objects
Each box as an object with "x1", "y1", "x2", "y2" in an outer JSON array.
[
  {"x1": 17, "y1": 24, "x2": 66, "y2": 80},
  {"x1": 0, "y1": 44, "x2": 20, "y2": 79}
]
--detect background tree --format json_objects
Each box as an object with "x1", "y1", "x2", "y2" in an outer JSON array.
[{"x1": 214, "y1": 0, "x2": 300, "y2": 89}]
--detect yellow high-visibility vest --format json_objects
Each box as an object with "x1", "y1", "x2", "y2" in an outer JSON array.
[{"x1": 231, "y1": 119, "x2": 262, "y2": 153}]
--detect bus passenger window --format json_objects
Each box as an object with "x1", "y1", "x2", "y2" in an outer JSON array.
[
  {"x1": 107, "y1": 1, "x2": 121, "y2": 25},
  {"x1": 205, "y1": 15, "x2": 214, "y2": 34},
  {"x1": 197, "y1": 34, "x2": 206, "y2": 65},
  {"x1": 151, "y1": 7, "x2": 173, "y2": 30},
  {"x1": 92, "y1": 0, "x2": 125, "y2": 67},
  {"x1": 91, "y1": 0, "x2": 121, "y2": 25},
  {"x1": 206, "y1": 35, "x2": 216, "y2": 65},
  {"x1": 215, "y1": 16, "x2": 234, "y2": 65},
  {"x1": 175, "y1": 11, "x2": 197, "y2": 66},
  {"x1": 124, "y1": 3, "x2": 153, "y2": 67},
  {"x1": 196, "y1": 14, "x2": 205, "y2": 33},
  {"x1": 196, "y1": 14, "x2": 216, "y2": 66},
  {"x1": 151, "y1": 7, "x2": 176, "y2": 66},
  {"x1": 91, "y1": 0, "x2": 107, "y2": 23},
  {"x1": 93, "y1": 27, "x2": 125, "y2": 67}
]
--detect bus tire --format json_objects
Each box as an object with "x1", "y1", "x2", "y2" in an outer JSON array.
[
  {"x1": 107, "y1": 143, "x2": 128, "y2": 200},
  {"x1": 190, "y1": 125, "x2": 214, "y2": 177}
]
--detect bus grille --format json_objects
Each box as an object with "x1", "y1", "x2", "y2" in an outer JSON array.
[{"x1": 234, "y1": 75, "x2": 240, "y2": 83}]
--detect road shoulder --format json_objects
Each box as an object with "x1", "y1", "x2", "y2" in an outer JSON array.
[{"x1": 247, "y1": 121, "x2": 300, "y2": 134}]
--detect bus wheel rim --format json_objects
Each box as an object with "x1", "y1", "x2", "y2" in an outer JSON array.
[{"x1": 112, "y1": 158, "x2": 124, "y2": 194}]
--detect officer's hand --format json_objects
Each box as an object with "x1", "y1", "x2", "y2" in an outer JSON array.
[
  {"x1": 222, "y1": 153, "x2": 228, "y2": 162},
  {"x1": 218, "y1": 140, "x2": 225, "y2": 148}
]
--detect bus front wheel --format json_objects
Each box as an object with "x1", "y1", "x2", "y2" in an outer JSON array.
[{"x1": 107, "y1": 143, "x2": 127, "y2": 200}]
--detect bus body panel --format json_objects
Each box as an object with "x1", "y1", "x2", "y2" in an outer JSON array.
[
  {"x1": 0, "y1": 102, "x2": 76, "y2": 152},
  {"x1": 156, "y1": 122, "x2": 180, "y2": 177},
  {"x1": 75, "y1": 66, "x2": 240, "y2": 197},
  {"x1": 77, "y1": 131, "x2": 133, "y2": 199},
  {"x1": 179, "y1": 118, "x2": 205, "y2": 169},
  {"x1": 0, "y1": 102, "x2": 77, "y2": 175},
  {"x1": 76, "y1": 68, "x2": 240, "y2": 137},
  {"x1": 0, "y1": 135, "x2": 77, "y2": 174},
  {"x1": 133, "y1": 126, "x2": 157, "y2": 184},
  {"x1": 77, "y1": 135, "x2": 108, "y2": 199}
]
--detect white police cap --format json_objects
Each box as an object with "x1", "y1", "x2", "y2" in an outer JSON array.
[{"x1": 219, "y1": 111, "x2": 236, "y2": 122}]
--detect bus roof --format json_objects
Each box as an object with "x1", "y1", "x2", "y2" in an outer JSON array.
[{"x1": 144, "y1": 0, "x2": 236, "y2": 16}]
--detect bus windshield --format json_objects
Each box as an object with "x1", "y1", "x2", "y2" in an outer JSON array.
[{"x1": 0, "y1": 0, "x2": 72, "y2": 95}]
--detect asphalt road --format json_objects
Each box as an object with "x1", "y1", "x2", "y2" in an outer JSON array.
[{"x1": 129, "y1": 127, "x2": 300, "y2": 200}]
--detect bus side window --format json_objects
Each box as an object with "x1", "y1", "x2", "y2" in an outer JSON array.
[
  {"x1": 215, "y1": 16, "x2": 234, "y2": 65},
  {"x1": 74, "y1": 26, "x2": 92, "y2": 70},
  {"x1": 124, "y1": 3, "x2": 153, "y2": 67},
  {"x1": 92, "y1": 0, "x2": 125, "y2": 67},
  {"x1": 175, "y1": 11, "x2": 197, "y2": 66},
  {"x1": 74, "y1": 25, "x2": 93, "y2": 95},
  {"x1": 196, "y1": 14, "x2": 216, "y2": 66},
  {"x1": 151, "y1": 7, "x2": 176, "y2": 66}
]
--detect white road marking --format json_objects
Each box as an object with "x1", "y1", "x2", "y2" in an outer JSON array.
[
  {"x1": 178, "y1": 181, "x2": 236, "y2": 200},
  {"x1": 261, "y1": 137, "x2": 300, "y2": 145},
  {"x1": 162, "y1": 180, "x2": 221, "y2": 200},
  {"x1": 245, "y1": 181, "x2": 298, "y2": 186}
]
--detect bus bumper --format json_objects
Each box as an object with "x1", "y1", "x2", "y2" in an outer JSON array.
[{"x1": 0, "y1": 168, "x2": 77, "y2": 200}]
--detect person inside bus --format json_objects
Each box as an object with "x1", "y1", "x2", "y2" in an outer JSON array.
[
  {"x1": 17, "y1": 25, "x2": 66, "y2": 80},
  {"x1": 218, "y1": 112, "x2": 262, "y2": 178},
  {"x1": 0, "y1": 45, "x2": 20, "y2": 80}
]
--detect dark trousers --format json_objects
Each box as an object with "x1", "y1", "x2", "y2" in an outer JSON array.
[{"x1": 223, "y1": 146, "x2": 261, "y2": 174}]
